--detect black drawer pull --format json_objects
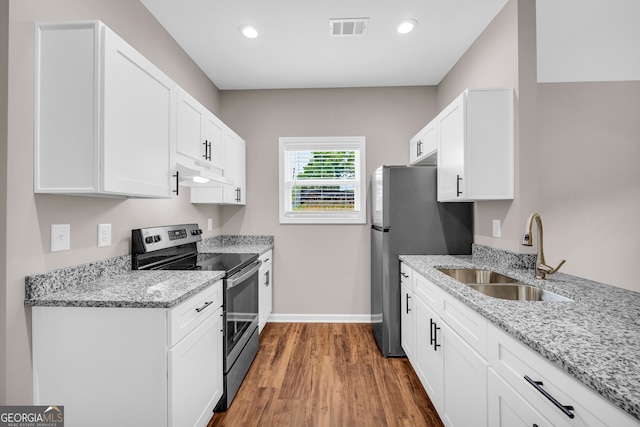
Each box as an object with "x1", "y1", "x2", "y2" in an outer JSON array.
[
  {"x1": 406, "y1": 293, "x2": 411, "y2": 313},
  {"x1": 524, "y1": 375, "x2": 575, "y2": 419},
  {"x1": 401, "y1": 272, "x2": 409, "y2": 279},
  {"x1": 195, "y1": 300, "x2": 213, "y2": 313}
]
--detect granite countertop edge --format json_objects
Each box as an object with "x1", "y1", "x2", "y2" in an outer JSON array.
[
  {"x1": 24, "y1": 235, "x2": 274, "y2": 309},
  {"x1": 25, "y1": 271, "x2": 226, "y2": 309},
  {"x1": 399, "y1": 254, "x2": 640, "y2": 422}
]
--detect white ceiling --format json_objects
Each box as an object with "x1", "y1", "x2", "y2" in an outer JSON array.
[{"x1": 140, "y1": 0, "x2": 509, "y2": 90}]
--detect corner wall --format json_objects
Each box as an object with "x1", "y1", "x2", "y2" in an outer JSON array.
[{"x1": 4, "y1": 0, "x2": 222, "y2": 404}]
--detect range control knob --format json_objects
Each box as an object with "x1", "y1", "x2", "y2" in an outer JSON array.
[
  {"x1": 153, "y1": 235, "x2": 161, "y2": 243},
  {"x1": 144, "y1": 236, "x2": 154, "y2": 244},
  {"x1": 191, "y1": 229, "x2": 202, "y2": 235}
]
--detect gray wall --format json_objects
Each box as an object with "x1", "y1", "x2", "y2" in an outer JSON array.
[
  {"x1": 3, "y1": 0, "x2": 222, "y2": 404},
  {"x1": 219, "y1": 87, "x2": 437, "y2": 317},
  {"x1": 536, "y1": 81, "x2": 640, "y2": 288},
  {"x1": 0, "y1": 0, "x2": 9, "y2": 405}
]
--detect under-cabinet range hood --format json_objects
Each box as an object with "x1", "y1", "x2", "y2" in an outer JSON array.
[{"x1": 175, "y1": 157, "x2": 230, "y2": 187}]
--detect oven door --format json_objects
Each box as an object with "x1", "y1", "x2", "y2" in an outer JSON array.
[{"x1": 224, "y1": 260, "x2": 261, "y2": 369}]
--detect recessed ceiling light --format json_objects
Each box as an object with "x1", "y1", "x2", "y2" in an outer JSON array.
[
  {"x1": 397, "y1": 19, "x2": 418, "y2": 34},
  {"x1": 239, "y1": 24, "x2": 258, "y2": 39}
]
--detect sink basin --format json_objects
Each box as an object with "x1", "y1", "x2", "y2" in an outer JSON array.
[
  {"x1": 437, "y1": 268, "x2": 517, "y2": 284},
  {"x1": 437, "y1": 268, "x2": 572, "y2": 301},
  {"x1": 468, "y1": 284, "x2": 572, "y2": 302}
]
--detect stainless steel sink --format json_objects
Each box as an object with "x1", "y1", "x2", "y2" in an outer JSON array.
[
  {"x1": 468, "y1": 283, "x2": 572, "y2": 301},
  {"x1": 437, "y1": 268, "x2": 517, "y2": 284},
  {"x1": 437, "y1": 268, "x2": 572, "y2": 301}
]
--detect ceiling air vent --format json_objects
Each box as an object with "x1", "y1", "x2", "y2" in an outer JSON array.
[{"x1": 329, "y1": 18, "x2": 369, "y2": 37}]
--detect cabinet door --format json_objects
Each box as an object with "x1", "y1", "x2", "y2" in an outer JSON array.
[
  {"x1": 169, "y1": 307, "x2": 223, "y2": 427},
  {"x1": 437, "y1": 92, "x2": 466, "y2": 201},
  {"x1": 102, "y1": 27, "x2": 175, "y2": 198},
  {"x1": 488, "y1": 368, "x2": 553, "y2": 427},
  {"x1": 177, "y1": 89, "x2": 207, "y2": 162},
  {"x1": 204, "y1": 114, "x2": 225, "y2": 174},
  {"x1": 414, "y1": 296, "x2": 444, "y2": 413},
  {"x1": 409, "y1": 121, "x2": 437, "y2": 165},
  {"x1": 258, "y1": 252, "x2": 273, "y2": 333},
  {"x1": 441, "y1": 320, "x2": 488, "y2": 427},
  {"x1": 400, "y1": 282, "x2": 414, "y2": 361}
]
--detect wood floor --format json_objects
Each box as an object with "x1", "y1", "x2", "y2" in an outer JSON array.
[{"x1": 207, "y1": 323, "x2": 444, "y2": 427}]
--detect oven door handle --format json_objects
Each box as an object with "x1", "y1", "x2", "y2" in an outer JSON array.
[{"x1": 226, "y1": 260, "x2": 262, "y2": 289}]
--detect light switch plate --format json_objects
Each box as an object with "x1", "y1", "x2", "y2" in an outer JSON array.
[
  {"x1": 207, "y1": 218, "x2": 213, "y2": 231},
  {"x1": 492, "y1": 220, "x2": 501, "y2": 238},
  {"x1": 98, "y1": 224, "x2": 111, "y2": 247},
  {"x1": 51, "y1": 224, "x2": 70, "y2": 252}
]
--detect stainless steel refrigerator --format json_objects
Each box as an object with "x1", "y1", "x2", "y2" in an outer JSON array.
[{"x1": 371, "y1": 165, "x2": 473, "y2": 356}]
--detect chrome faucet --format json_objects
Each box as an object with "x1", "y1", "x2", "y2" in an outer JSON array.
[{"x1": 522, "y1": 213, "x2": 566, "y2": 279}]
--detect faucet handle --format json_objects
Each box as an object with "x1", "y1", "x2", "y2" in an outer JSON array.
[{"x1": 539, "y1": 259, "x2": 566, "y2": 275}]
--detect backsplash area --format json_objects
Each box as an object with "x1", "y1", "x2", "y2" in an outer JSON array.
[{"x1": 472, "y1": 243, "x2": 536, "y2": 270}]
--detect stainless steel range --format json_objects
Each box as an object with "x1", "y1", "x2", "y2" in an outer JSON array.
[{"x1": 131, "y1": 223, "x2": 261, "y2": 411}]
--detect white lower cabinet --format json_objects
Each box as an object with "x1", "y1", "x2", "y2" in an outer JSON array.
[
  {"x1": 169, "y1": 309, "x2": 223, "y2": 427},
  {"x1": 401, "y1": 261, "x2": 640, "y2": 427},
  {"x1": 32, "y1": 282, "x2": 224, "y2": 427},
  {"x1": 258, "y1": 250, "x2": 273, "y2": 333},
  {"x1": 488, "y1": 324, "x2": 639, "y2": 427},
  {"x1": 414, "y1": 295, "x2": 443, "y2": 411},
  {"x1": 404, "y1": 262, "x2": 488, "y2": 427},
  {"x1": 488, "y1": 368, "x2": 554, "y2": 427}
]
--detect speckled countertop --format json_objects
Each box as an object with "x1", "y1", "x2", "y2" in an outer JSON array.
[
  {"x1": 25, "y1": 270, "x2": 224, "y2": 308},
  {"x1": 400, "y1": 250, "x2": 640, "y2": 422},
  {"x1": 24, "y1": 235, "x2": 274, "y2": 309},
  {"x1": 198, "y1": 235, "x2": 273, "y2": 255}
]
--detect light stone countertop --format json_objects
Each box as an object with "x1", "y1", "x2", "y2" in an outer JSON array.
[
  {"x1": 400, "y1": 253, "x2": 640, "y2": 422},
  {"x1": 24, "y1": 235, "x2": 274, "y2": 309},
  {"x1": 24, "y1": 270, "x2": 225, "y2": 308}
]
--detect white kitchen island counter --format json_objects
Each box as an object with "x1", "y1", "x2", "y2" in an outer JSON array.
[{"x1": 401, "y1": 245, "x2": 640, "y2": 423}]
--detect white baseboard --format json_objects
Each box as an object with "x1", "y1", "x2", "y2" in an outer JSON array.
[{"x1": 268, "y1": 313, "x2": 372, "y2": 323}]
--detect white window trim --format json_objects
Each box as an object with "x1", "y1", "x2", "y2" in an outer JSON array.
[{"x1": 279, "y1": 136, "x2": 367, "y2": 224}]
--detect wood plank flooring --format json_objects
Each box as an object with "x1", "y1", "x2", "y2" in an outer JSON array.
[{"x1": 207, "y1": 323, "x2": 444, "y2": 427}]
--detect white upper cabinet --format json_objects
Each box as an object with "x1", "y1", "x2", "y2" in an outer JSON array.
[
  {"x1": 190, "y1": 128, "x2": 246, "y2": 205},
  {"x1": 409, "y1": 120, "x2": 437, "y2": 165},
  {"x1": 176, "y1": 88, "x2": 226, "y2": 182},
  {"x1": 437, "y1": 88, "x2": 514, "y2": 202},
  {"x1": 35, "y1": 21, "x2": 177, "y2": 198}
]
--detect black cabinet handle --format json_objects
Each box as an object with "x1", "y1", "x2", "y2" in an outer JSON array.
[
  {"x1": 417, "y1": 140, "x2": 423, "y2": 157},
  {"x1": 524, "y1": 375, "x2": 575, "y2": 419},
  {"x1": 195, "y1": 300, "x2": 213, "y2": 313},
  {"x1": 430, "y1": 318, "x2": 441, "y2": 350},
  {"x1": 406, "y1": 293, "x2": 411, "y2": 313},
  {"x1": 172, "y1": 170, "x2": 179, "y2": 196},
  {"x1": 265, "y1": 270, "x2": 270, "y2": 287},
  {"x1": 202, "y1": 140, "x2": 212, "y2": 160},
  {"x1": 456, "y1": 174, "x2": 463, "y2": 197},
  {"x1": 235, "y1": 187, "x2": 241, "y2": 203}
]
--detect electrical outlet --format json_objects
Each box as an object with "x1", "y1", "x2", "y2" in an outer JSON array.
[
  {"x1": 51, "y1": 224, "x2": 70, "y2": 252},
  {"x1": 207, "y1": 218, "x2": 213, "y2": 231},
  {"x1": 98, "y1": 224, "x2": 112, "y2": 247},
  {"x1": 492, "y1": 219, "x2": 501, "y2": 238}
]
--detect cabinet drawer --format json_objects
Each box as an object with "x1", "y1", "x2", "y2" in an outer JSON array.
[
  {"x1": 441, "y1": 293, "x2": 487, "y2": 358},
  {"x1": 414, "y1": 273, "x2": 442, "y2": 311},
  {"x1": 259, "y1": 250, "x2": 273, "y2": 267},
  {"x1": 400, "y1": 262, "x2": 413, "y2": 291},
  {"x1": 488, "y1": 324, "x2": 638, "y2": 427},
  {"x1": 169, "y1": 281, "x2": 222, "y2": 347}
]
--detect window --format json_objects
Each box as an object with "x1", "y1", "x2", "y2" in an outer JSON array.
[{"x1": 279, "y1": 137, "x2": 366, "y2": 224}]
